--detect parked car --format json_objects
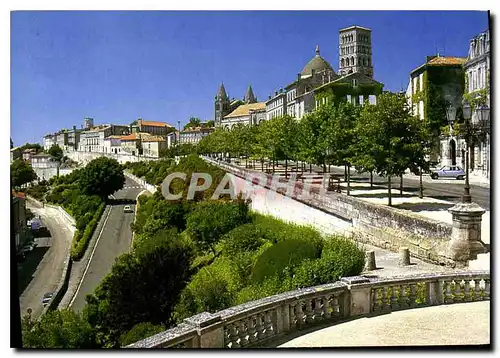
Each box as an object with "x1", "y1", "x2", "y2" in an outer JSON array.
[
  {"x1": 123, "y1": 205, "x2": 133, "y2": 213},
  {"x1": 41, "y1": 292, "x2": 54, "y2": 306},
  {"x1": 430, "y1": 166, "x2": 465, "y2": 180}
]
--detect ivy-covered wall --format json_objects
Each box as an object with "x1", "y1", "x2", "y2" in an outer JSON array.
[{"x1": 315, "y1": 81, "x2": 383, "y2": 105}]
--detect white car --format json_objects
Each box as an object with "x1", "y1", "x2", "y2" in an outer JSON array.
[
  {"x1": 41, "y1": 292, "x2": 54, "y2": 306},
  {"x1": 123, "y1": 205, "x2": 134, "y2": 213}
]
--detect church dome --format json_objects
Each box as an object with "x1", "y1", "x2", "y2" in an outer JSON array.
[{"x1": 301, "y1": 45, "x2": 334, "y2": 77}]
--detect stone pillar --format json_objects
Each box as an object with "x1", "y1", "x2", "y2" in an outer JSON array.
[
  {"x1": 341, "y1": 276, "x2": 371, "y2": 316},
  {"x1": 184, "y1": 312, "x2": 224, "y2": 348},
  {"x1": 447, "y1": 202, "x2": 487, "y2": 265},
  {"x1": 364, "y1": 251, "x2": 376, "y2": 271},
  {"x1": 398, "y1": 247, "x2": 410, "y2": 266}
]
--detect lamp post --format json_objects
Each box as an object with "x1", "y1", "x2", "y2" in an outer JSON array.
[{"x1": 461, "y1": 101, "x2": 472, "y2": 203}]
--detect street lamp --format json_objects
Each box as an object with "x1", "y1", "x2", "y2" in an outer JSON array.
[{"x1": 461, "y1": 100, "x2": 472, "y2": 203}]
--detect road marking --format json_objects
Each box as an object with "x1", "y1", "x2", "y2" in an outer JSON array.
[{"x1": 68, "y1": 205, "x2": 113, "y2": 308}]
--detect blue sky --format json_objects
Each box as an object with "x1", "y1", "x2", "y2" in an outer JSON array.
[{"x1": 10, "y1": 10, "x2": 489, "y2": 146}]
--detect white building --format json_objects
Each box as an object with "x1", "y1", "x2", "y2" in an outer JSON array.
[
  {"x1": 80, "y1": 124, "x2": 129, "y2": 153},
  {"x1": 463, "y1": 29, "x2": 490, "y2": 180},
  {"x1": 266, "y1": 89, "x2": 286, "y2": 120},
  {"x1": 141, "y1": 136, "x2": 168, "y2": 157},
  {"x1": 31, "y1": 153, "x2": 56, "y2": 169},
  {"x1": 103, "y1": 135, "x2": 123, "y2": 154},
  {"x1": 220, "y1": 103, "x2": 266, "y2": 129},
  {"x1": 179, "y1": 127, "x2": 215, "y2": 144},
  {"x1": 43, "y1": 134, "x2": 56, "y2": 150}
]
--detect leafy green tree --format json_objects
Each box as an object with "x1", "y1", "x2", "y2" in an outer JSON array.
[
  {"x1": 48, "y1": 144, "x2": 64, "y2": 163},
  {"x1": 298, "y1": 110, "x2": 328, "y2": 173},
  {"x1": 206, "y1": 120, "x2": 215, "y2": 127},
  {"x1": 321, "y1": 101, "x2": 360, "y2": 193},
  {"x1": 355, "y1": 92, "x2": 429, "y2": 205},
  {"x1": 119, "y1": 322, "x2": 165, "y2": 347},
  {"x1": 84, "y1": 228, "x2": 194, "y2": 347},
  {"x1": 11, "y1": 159, "x2": 37, "y2": 189},
  {"x1": 18, "y1": 143, "x2": 43, "y2": 153},
  {"x1": 186, "y1": 199, "x2": 251, "y2": 254},
  {"x1": 78, "y1": 157, "x2": 125, "y2": 200},
  {"x1": 21, "y1": 309, "x2": 98, "y2": 348},
  {"x1": 183, "y1": 117, "x2": 201, "y2": 130}
]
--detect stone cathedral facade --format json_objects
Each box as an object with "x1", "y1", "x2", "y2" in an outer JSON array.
[{"x1": 215, "y1": 25, "x2": 384, "y2": 128}]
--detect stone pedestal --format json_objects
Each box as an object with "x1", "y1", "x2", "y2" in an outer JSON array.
[{"x1": 447, "y1": 202, "x2": 487, "y2": 264}]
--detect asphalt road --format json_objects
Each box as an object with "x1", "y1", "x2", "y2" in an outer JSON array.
[
  {"x1": 19, "y1": 204, "x2": 73, "y2": 320},
  {"x1": 265, "y1": 161, "x2": 490, "y2": 210},
  {"x1": 70, "y1": 178, "x2": 144, "y2": 312}
]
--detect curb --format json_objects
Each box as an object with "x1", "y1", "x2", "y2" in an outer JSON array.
[{"x1": 59, "y1": 205, "x2": 112, "y2": 309}]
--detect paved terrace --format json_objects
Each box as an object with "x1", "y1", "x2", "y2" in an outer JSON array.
[{"x1": 277, "y1": 301, "x2": 490, "y2": 347}]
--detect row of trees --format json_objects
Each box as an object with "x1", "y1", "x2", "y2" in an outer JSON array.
[{"x1": 198, "y1": 92, "x2": 432, "y2": 205}]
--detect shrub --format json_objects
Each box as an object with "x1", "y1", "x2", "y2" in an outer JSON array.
[
  {"x1": 186, "y1": 199, "x2": 250, "y2": 254},
  {"x1": 71, "y1": 203, "x2": 106, "y2": 261},
  {"x1": 119, "y1": 322, "x2": 165, "y2": 347},
  {"x1": 219, "y1": 223, "x2": 266, "y2": 257},
  {"x1": 173, "y1": 257, "x2": 241, "y2": 322}
]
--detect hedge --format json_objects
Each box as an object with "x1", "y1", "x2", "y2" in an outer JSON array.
[{"x1": 70, "y1": 202, "x2": 106, "y2": 261}]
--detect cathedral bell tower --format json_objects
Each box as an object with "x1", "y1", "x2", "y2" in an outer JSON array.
[
  {"x1": 338, "y1": 25, "x2": 373, "y2": 77},
  {"x1": 214, "y1": 83, "x2": 230, "y2": 127}
]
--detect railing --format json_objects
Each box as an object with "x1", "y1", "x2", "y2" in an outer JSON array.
[{"x1": 125, "y1": 271, "x2": 490, "y2": 348}]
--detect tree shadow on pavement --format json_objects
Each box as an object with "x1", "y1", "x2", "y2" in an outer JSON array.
[
  {"x1": 17, "y1": 246, "x2": 50, "y2": 296},
  {"x1": 351, "y1": 192, "x2": 415, "y2": 199},
  {"x1": 108, "y1": 198, "x2": 136, "y2": 206},
  {"x1": 393, "y1": 202, "x2": 455, "y2": 212}
]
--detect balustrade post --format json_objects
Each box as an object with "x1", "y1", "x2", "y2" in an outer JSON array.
[
  {"x1": 341, "y1": 276, "x2": 372, "y2": 316},
  {"x1": 184, "y1": 312, "x2": 224, "y2": 348},
  {"x1": 425, "y1": 279, "x2": 444, "y2": 306}
]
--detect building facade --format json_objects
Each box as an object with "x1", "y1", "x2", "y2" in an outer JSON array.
[
  {"x1": 141, "y1": 136, "x2": 168, "y2": 157},
  {"x1": 463, "y1": 29, "x2": 490, "y2": 179},
  {"x1": 266, "y1": 89, "x2": 287, "y2": 120},
  {"x1": 31, "y1": 153, "x2": 56, "y2": 169},
  {"x1": 406, "y1": 55, "x2": 467, "y2": 165},
  {"x1": 137, "y1": 119, "x2": 174, "y2": 136},
  {"x1": 179, "y1": 127, "x2": 214, "y2": 144},
  {"x1": 12, "y1": 191, "x2": 30, "y2": 252},
  {"x1": 80, "y1": 124, "x2": 129, "y2": 153}
]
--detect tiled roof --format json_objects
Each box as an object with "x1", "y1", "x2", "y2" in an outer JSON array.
[
  {"x1": 120, "y1": 134, "x2": 138, "y2": 141},
  {"x1": 138, "y1": 119, "x2": 174, "y2": 128},
  {"x1": 142, "y1": 136, "x2": 166, "y2": 142},
  {"x1": 105, "y1": 135, "x2": 122, "y2": 140},
  {"x1": 224, "y1": 103, "x2": 266, "y2": 118},
  {"x1": 427, "y1": 56, "x2": 466, "y2": 66}
]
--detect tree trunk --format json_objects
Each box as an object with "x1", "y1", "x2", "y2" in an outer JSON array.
[
  {"x1": 245, "y1": 156, "x2": 248, "y2": 168},
  {"x1": 344, "y1": 164, "x2": 347, "y2": 182},
  {"x1": 388, "y1": 175, "x2": 392, "y2": 206},
  {"x1": 285, "y1": 158, "x2": 288, "y2": 179},
  {"x1": 261, "y1": 159, "x2": 264, "y2": 172},
  {"x1": 309, "y1": 164, "x2": 312, "y2": 173},
  {"x1": 370, "y1": 171, "x2": 373, "y2": 187},
  {"x1": 399, "y1": 175, "x2": 403, "y2": 196},
  {"x1": 322, "y1": 162, "x2": 326, "y2": 174},
  {"x1": 328, "y1": 164, "x2": 331, "y2": 173},
  {"x1": 419, "y1": 167, "x2": 424, "y2": 199},
  {"x1": 272, "y1": 156, "x2": 275, "y2": 174},
  {"x1": 347, "y1": 163, "x2": 351, "y2": 196}
]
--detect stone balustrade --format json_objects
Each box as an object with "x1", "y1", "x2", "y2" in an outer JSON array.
[
  {"x1": 126, "y1": 271, "x2": 489, "y2": 348},
  {"x1": 124, "y1": 171, "x2": 157, "y2": 194}
]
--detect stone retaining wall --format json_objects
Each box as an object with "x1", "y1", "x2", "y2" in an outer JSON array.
[
  {"x1": 124, "y1": 171, "x2": 157, "y2": 194},
  {"x1": 203, "y1": 157, "x2": 456, "y2": 267},
  {"x1": 65, "y1": 151, "x2": 159, "y2": 165}
]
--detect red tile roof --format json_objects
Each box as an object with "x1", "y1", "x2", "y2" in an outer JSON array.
[
  {"x1": 427, "y1": 56, "x2": 466, "y2": 66},
  {"x1": 12, "y1": 191, "x2": 25, "y2": 199},
  {"x1": 138, "y1": 119, "x2": 174, "y2": 128}
]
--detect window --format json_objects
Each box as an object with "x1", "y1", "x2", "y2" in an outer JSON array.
[{"x1": 478, "y1": 67, "x2": 482, "y2": 88}]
